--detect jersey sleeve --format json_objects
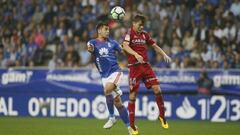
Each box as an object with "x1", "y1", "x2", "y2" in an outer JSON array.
[
  {"x1": 87, "y1": 40, "x2": 94, "y2": 47},
  {"x1": 87, "y1": 40, "x2": 95, "y2": 53},
  {"x1": 123, "y1": 29, "x2": 131, "y2": 42},
  {"x1": 145, "y1": 32, "x2": 155, "y2": 46}
]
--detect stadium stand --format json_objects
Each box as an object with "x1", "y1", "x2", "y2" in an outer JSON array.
[{"x1": 0, "y1": 0, "x2": 239, "y2": 69}]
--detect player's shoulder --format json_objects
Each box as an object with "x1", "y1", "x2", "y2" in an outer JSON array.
[
  {"x1": 123, "y1": 28, "x2": 132, "y2": 36},
  {"x1": 87, "y1": 39, "x2": 97, "y2": 45},
  {"x1": 123, "y1": 28, "x2": 132, "y2": 42},
  {"x1": 108, "y1": 38, "x2": 119, "y2": 45},
  {"x1": 141, "y1": 30, "x2": 151, "y2": 38},
  {"x1": 127, "y1": 28, "x2": 132, "y2": 34},
  {"x1": 141, "y1": 30, "x2": 149, "y2": 35}
]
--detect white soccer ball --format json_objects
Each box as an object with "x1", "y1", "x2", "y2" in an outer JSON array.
[{"x1": 110, "y1": 6, "x2": 125, "y2": 20}]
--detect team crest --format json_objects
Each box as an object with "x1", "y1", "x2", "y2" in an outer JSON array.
[
  {"x1": 108, "y1": 42, "x2": 111, "y2": 47},
  {"x1": 99, "y1": 47, "x2": 109, "y2": 56}
]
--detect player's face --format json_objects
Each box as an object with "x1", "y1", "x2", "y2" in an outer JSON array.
[
  {"x1": 133, "y1": 21, "x2": 144, "y2": 33},
  {"x1": 99, "y1": 25, "x2": 109, "y2": 38}
]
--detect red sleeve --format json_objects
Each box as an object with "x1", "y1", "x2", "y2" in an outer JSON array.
[
  {"x1": 123, "y1": 29, "x2": 131, "y2": 42},
  {"x1": 145, "y1": 32, "x2": 155, "y2": 46}
]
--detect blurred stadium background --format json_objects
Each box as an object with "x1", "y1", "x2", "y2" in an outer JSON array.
[{"x1": 0, "y1": 0, "x2": 239, "y2": 135}]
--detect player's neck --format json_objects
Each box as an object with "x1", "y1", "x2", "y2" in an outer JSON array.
[
  {"x1": 96, "y1": 36, "x2": 107, "y2": 42},
  {"x1": 132, "y1": 27, "x2": 140, "y2": 34}
]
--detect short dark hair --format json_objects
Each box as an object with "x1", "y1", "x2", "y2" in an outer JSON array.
[
  {"x1": 96, "y1": 22, "x2": 109, "y2": 31},
  {"x1": 133, "y1": 14, "x2": 146, "y2": 24}
]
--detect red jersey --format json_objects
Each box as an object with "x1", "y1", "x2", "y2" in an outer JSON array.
[{"x1": 124, "y1": 28, "x2": 155, "y2": 64}]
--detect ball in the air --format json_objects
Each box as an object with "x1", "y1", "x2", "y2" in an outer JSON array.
[{"x1": 110, "y1": 6, "x2": 125, "y2": 20}]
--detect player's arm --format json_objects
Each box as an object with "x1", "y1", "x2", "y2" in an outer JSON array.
[
  {"x1": 113, "y1": 40, "x2": 124, "y2": 54},
  {"x1": 145, "y1": 32, "x2": 171, "y2": 63},
  {"x1": 119, "y1": 44, "x2": 127, "y2": 55},
  {"x1": 152, "y1": 43, "x2": 172, "y2": 63},
  {"x1": 122, "y1": 40, "x2": 144, "y2": 63},
  {"x1": 118, "y1": 44, "x2": 128, "y2": 55},
  {"x1": 87, "y1": 42, "x2": 94, "y2": 53}
]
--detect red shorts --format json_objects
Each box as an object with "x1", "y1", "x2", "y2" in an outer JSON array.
[{"x1": 128, "y1": 63, "x2": 159, "y2": 92}]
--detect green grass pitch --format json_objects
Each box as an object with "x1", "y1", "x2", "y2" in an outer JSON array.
[{"x1": 0, "y1": 117, "x2": 239, "y2": 135}]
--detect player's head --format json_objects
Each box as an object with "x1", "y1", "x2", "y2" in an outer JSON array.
[
  {"x1": 96, "y1": 22, "x2": 109, "y2": 38},
  {"x1": 132, "y1": 14, "x2": 145, "y2": 33}
]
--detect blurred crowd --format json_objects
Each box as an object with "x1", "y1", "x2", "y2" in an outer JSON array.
[{"x1": 0, "y1": 0, "x2": 240, "y2": 69}]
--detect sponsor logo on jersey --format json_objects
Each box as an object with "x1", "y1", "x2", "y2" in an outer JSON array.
[
  {"x1": 131, "y1": 39, "x2": 146, "y2": 45},
  {"x1": 99, "y1": 47, "x2": 109, "y2": 56}
]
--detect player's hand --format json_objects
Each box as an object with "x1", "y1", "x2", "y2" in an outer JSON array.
[
  {"x1": 87, "y1": 44, "x2": 94, "y2": 53},
  {"x1": 134, "y1": 53, "x2": 144, "y2": 63},
  {"x1": 163, "y1": 55, "x2": 172, "y2": 63}
]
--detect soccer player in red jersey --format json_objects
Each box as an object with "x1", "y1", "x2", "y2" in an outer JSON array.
[{"x1": 122, "y1": 15, "x2": 171, "y2": 133}]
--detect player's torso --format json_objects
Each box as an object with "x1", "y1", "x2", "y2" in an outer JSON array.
[
  {"x1": 129, "y1": 30, "x2": 148, "y2": 51},
  {"x1": 90, "y1": 39, "x2": 120, "y2": 77},
  {"x1": 93, "y1": 40, "x2": 116, "y2": 59},
  {"x1": 128, "y1": 29, "x2": 149, "y2": 64}
]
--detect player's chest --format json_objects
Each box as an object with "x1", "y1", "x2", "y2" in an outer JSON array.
[
  {"x1": 95, "y1": 43, "x2": 114, "y2": 56},
  {"x1": 131, "y1": 34, "x2": 147, "y2": 45}
]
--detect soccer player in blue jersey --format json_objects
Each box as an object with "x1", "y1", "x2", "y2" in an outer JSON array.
[{"x1": 87, "y1": 22, "x2": 137, "y2": 135}]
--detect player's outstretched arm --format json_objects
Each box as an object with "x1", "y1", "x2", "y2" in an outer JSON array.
[
  {"x1": 152, "y1": 43, "x2": 172, "y2": 63},
  {"x1": 122, "y1": 41, "x2": 144, "y2": 63}
]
